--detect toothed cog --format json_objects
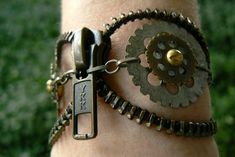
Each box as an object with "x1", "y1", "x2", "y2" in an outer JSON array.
[{"x1": 126, "y1": 21, "x2": 209, "y2": 108}]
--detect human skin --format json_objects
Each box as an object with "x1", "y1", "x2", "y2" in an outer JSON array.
[{"x1": 50, "y1": 0, "x2": 219, "y2": 157}]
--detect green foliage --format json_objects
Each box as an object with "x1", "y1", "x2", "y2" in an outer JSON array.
[
  {"x1": 0, "y1": 0, "x2": 59, "y2": 156},
  {"x1": 0, "y1": 0, "x2": 234, "y2": 156},
  {"x1": 199, "y1": 0, "x2": 235, "y2": 156}
]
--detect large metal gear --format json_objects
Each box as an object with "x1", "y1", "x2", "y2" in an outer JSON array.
[{"x1": 126, "y1": 21, "x2": 209, "y2": 108}]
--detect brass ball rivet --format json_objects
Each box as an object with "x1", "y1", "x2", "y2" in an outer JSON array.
[
  {"x1": 166, "y1": 49, "x2": 184, "y2": 66},
  {"x1": 46, "y1": 80, "x2": 53, "y2": 93}
]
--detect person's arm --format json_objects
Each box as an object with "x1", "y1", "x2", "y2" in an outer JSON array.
[{"x1": 51, "y1": 0, "x2": 219, "y2": 156}]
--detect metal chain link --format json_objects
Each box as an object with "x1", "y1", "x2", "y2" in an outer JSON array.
[
  {"x1": 49, "y1": 57, "x2": 139, "y2": 95},
  {"x1": 87, "y1": 57, "x2": 140, "y2": 74},
  {"x1": 55, "y1": 69, "x2": 76, "y2": 85}
]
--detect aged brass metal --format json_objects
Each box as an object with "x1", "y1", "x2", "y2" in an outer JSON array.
[
  {"x1": 126, "y1": 21, "x2": 209, "y2": 107},
  {"x1": 166, "y1": 49, "x2": 183, "y2": 66}
]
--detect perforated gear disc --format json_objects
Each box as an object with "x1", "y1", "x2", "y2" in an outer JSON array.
[
  {"x1": 126, "y1": 21, "x2": 209, "y2": 108},
  {"x1": 146, "y1": 32, "x2": 196, "y2": 84}
]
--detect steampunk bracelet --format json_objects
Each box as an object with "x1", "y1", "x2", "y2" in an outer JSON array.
[{"x1": 47, "y1": 9, "x2": 217, "y2": 146}]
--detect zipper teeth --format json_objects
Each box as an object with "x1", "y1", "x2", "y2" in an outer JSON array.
[{"x1": 48, "y1": 80, "x2": 217, "y2": 146}]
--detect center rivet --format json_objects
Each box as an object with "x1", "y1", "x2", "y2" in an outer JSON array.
[
  {"x1": 166, "y1": 49, "x2": 183, "y2": 66},
  {"x1": 46, "y1": 79, "x2": 53, "y2": 93}
]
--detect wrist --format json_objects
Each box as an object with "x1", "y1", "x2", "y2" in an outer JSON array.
[{"x1": 50, "y1": 1, "x2": 219, "y2": 156}]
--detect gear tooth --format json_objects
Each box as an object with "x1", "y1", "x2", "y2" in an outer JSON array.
[
  {"x1": 161, "y1": 97, "x2": 168, "y2": 107},
  {"x1": 197, "y1": 89, "x2": 203, "y2": 97},
  {"x1": 161, "y1": 102, "x2": 168, "y2": 107},
  {"x1": 127, "y1": 67, "x2": 135, "y2": 76},
  {"x1": 140, "y1": 86, "x2": 148, "y2": 95},
  {"x1": 176, "y1": 97, "x2": 185, "y2": 107},
  {"x1": 129, "y1": 36, "x2": 134, "y2": 41},
  {"x1": 149, "y1": 93, "x2": 155, "y2": 102},
  {"x1": 171, "y1": 102, "x2": 180, "y2": 108},
  {"x1": 153, "y1": 93, "x2": 162, "y2": 104},
  {"x1": 181, "y1": 100, "x2": 189, "y2": 107},
  {"x1": 180, "y1": 103, "x2": 186, "y2": 107},
  {"x1": 165, "y1": 98, "x2": 172, "y2": 107},
  {"x1": 134, "y1": 27, "x2": 144, "y2": 35},
  {"x1": 128, "y1": 71, "x2": 134, "y2": 76},
  {"x1": 126, "y1": 44, "x2": 132, "y2": 53},
  {"x1": 194, "y1": 85, "x2": 203, "y2": 97},
  {"x1": 134, "y1": 82, "x2": 140, "y2": 86},
  {"x1": 129, "y1": 36, "x2": 137, "y2": 45},
  {"x1": 189, "y1": 95, "x2": 198, "y2": 104},
  {"x1": 131, "y1": 76, "x2": 139, "y2": 85}
]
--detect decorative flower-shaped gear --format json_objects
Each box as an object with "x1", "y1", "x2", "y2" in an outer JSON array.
[
  {"x1": 146, "y1": 32, "x2": 196, "y2": 84},
  {"x1": 126, "y1": 21, "x2": 209, "y2": 108}
]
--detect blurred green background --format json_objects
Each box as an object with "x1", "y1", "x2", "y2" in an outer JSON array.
[{"x1": 0, "y1": 0, "x2": 234, "y2": 156}]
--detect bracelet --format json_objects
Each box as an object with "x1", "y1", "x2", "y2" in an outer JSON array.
[
  {"x1": 47, "y1": 9, "x2": 217, "y2": 146},
  {"x1": 48, "y1": 79, "x2": 217, "y2": 146}
]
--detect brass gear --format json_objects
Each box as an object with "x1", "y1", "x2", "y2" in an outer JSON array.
[
  {"x1": 146, "y1": 32, "x2": 196, "y2": 84},
  {"x1": 126, "y1": 21, "x2": 208, "y2": 108}
]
